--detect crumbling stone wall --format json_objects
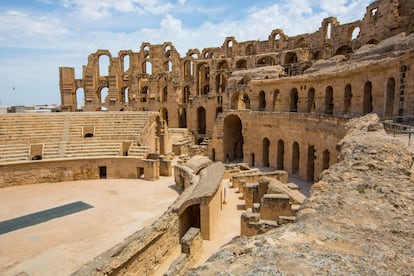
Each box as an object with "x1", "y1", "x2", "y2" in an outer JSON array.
[{"x1": 60, "y1": 0, "x2": 414, "y2": 139}]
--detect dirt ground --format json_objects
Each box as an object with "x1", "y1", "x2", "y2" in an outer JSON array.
[{"x1": 0, "y1": 177, "x2": 179, "y2": 276}]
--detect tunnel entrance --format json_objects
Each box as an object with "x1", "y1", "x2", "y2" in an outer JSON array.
[
  {"x1": 223, "y1": 114, "x2": 243, "y2": 162},
  {"x1": 179, "y1": 204, "x2": 201, "y2": 239}
]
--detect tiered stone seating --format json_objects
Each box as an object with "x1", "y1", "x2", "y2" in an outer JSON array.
[
  {"x1": 0, "y1": 114, "x2": 65, "y2": 143},
  {"x1": 0, "y1": 143, "x2": 29, "y2": 163},
  {"x1": 63, "y1": 140, "x2": 122, "y2": 158},
  {"x1": 0, "y1": 112, "x2": 153, "y2": 163},
  {"x1": 128, "y1": 142, "x2": 149, "y2": 159}
]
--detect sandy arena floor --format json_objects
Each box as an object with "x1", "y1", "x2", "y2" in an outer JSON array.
[{"x1": 0, "y1": 177, "x2": 179, "y2": 276}]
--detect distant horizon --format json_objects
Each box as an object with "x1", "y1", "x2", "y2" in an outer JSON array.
[{"x1": 0, "y1": 0, "x2": 374, "y2": 106}]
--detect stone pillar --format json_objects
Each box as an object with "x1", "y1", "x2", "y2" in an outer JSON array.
[{"x1": 144, "y1": 159, "x2": 160, "y2": 180}]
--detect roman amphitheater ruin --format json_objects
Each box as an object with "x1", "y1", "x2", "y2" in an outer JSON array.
[{"x1": 0, "y1": 0, "x2": 413, "y2": 274}]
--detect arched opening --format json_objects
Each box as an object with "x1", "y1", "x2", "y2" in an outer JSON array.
[
  {"x1": 145, "y1": 61, "x2": 152, "y2": 75},
  {"x1": 273, "y1": 89, "x2": 280, "y2": 112},
  {"x1": 160, "y1": 107, "x2": 169, "y2": 125},
  {"x1": 121, "y1": 87, "x2": 130, "y2": 104},
  {"x1": 243, "y1": 93, "x2": 251, "y2": 109},
  {"x1": 197, "y1": 107, "x2": 206, "y2": 134},
  {"x1": 215, "y1": 74, "x2": 226, "y2": 93},
  {"x1": 215, "y1": 107, "x2": 223, "y2": 119},
  {"x1": 122, "y1": 55, "x2": 130, "y2": 72},
  {"x1": 246, "y1": 44, "x2": 255, "y2": 55},
  {"x1": 178, "y1": 107, "x2": 187, "y2": 128},
  {"x1": 84, "y1": 133, "x2": 94, "y2": 138},
  {"x1": 285, "y1": 52, "x2": 298, "y2": 64},
  {"x1": 258, "y1": 91, "x2": 266, "y2": 111},
  {"x1": 307, "y1": 145, "x2": 316, "y2": 181},
  {"x1": 344, "y1": 84, "x2": 352, "y2": 115},
  {"x1": 262, "y1": 138, "x2": 270, "y2": 167},
  {"x1": 227, "y1": 40, "x2": 233, "y2": 56},
  {"x1": 257, "y1": 56, "x2": 275, "y2": 67},
  {"x1": 335, "y1": 45, "x2": 353, "y2": 56},
  {"x1": 76, "y1": 88, "x2": 84, "y2": 110},
  {"x1": 325, "y1": 22, "x2": 332, "y2": 40},
  {"x1": 179, "y1": 204, "x2": 200, "y2": 239},
  {"x1": 99, "y1": 87, "x2": 109, "y2": 107},
  {"x1": 363, "y1": 81, "x2": 373, "y2": 114},
  {"x1": 325, "y1": 86, "x2": 334, "y2": 115},
  {"x1": 277, "y1": 139, "x2": 284, "y2": 170},
  {"x1": 198, "y1": 63, "x2": 210, "y2": 95},
  {"x1": 236, "y1": 59, "x2": 247, "y2": 69},
  {"x1": 313, "y1": 51, "x2": 323, "y2": 61},
  {"x1": 322, "y1": 150, "x2": 330, "y2": 170},
  {"x1": 290, "y1": 88, "x2": 299, "y2": 112},
  {"x1": 351, "y1": 26, "x2": 360, "y2": 40},
  {"x1": 385, "y1": 78, "x2": 395, "y2": 119},
  {"x1": 223, "y1": 114, "x2": 243, "y2": 161},
  {"x1": 184, "y1": 60, "x2": 194, "y2": 79},
  {"x1": 99, "y1": 55, "x2": 110, "y2": 76},
  {"x1": 292, "y1": 142, "x2": 300, "y2": 175},
  {"x1": 165, "y1": 45, "x2": 171, "y2": 57},
  {"x1": 307, "y1": 87, "x2": 315, "y2": 113}
]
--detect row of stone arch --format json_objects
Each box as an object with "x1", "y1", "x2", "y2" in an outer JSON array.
[
  {"x1": 221, "y1": 114, "x2": 332, "y2": 181},
  {"x1": 234, "y1": 77, "x2": 398, "y2": 119}
]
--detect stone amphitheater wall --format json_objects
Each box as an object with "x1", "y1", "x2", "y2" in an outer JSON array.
[
  {"x1": 0, "y1": 157, "x2": 161, "y2": 188},
  {"x1": 209, "y1": 113, "x2": 347, "y2": 181}
]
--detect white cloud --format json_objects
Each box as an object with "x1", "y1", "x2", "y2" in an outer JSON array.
[
  {"x1": 60, "y1": 0, "x2": 174, "y2": 19},
  {"x1": 0, "y1": 10, "x2": 69, "y2": 48}
]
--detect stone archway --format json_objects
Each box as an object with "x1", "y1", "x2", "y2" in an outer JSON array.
[
  {"x1": 197, "y1": 107, "x2": 206, "y2": 134},
  {"x1": 363, "y1": 81, "x2": 373, "y2": 114},
  {"x1": 179, "y1": 204, "x2": 200, "y2": 239},
  {"x1": 292, "y1": 142, "x2": 300, "y2": 175},
  {"x1": 178, "y1": 107, "x2": 187, "y2": 128},
  {"x1": 307, "y1": 145, "x2": 316, "y2": 181},
  {"x1": 277, "y1": 139, "x2": 284, "y2": 170},
  {"x1": 223, "y1": 114, "x2": 243, "y2": 161},
  {"x1": 262, "y1": 138, "x2": 270, "y2": 167},
  {"x1": 385, "y1": 78, "x2": 395, "y2": 119}
]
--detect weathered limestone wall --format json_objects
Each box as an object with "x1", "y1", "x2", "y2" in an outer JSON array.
[
  {"x1": 0, "y1": 157, "x2": 164, "y2": 188},
  {"x1": 200, "y1": 181, "x2": 222, "y2": 240}
]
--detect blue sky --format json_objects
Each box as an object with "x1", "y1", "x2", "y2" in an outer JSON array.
[{"x1": 0, "y1": 0, "x2": 373, "y2": 106}]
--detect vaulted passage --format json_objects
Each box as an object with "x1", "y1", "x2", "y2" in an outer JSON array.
[
  {"x1": 179, "y1": 204, "x2": 200, "y2": 239},
  {"x1": 223, "y1": 115, "x2": 243, "y2": 161}
]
